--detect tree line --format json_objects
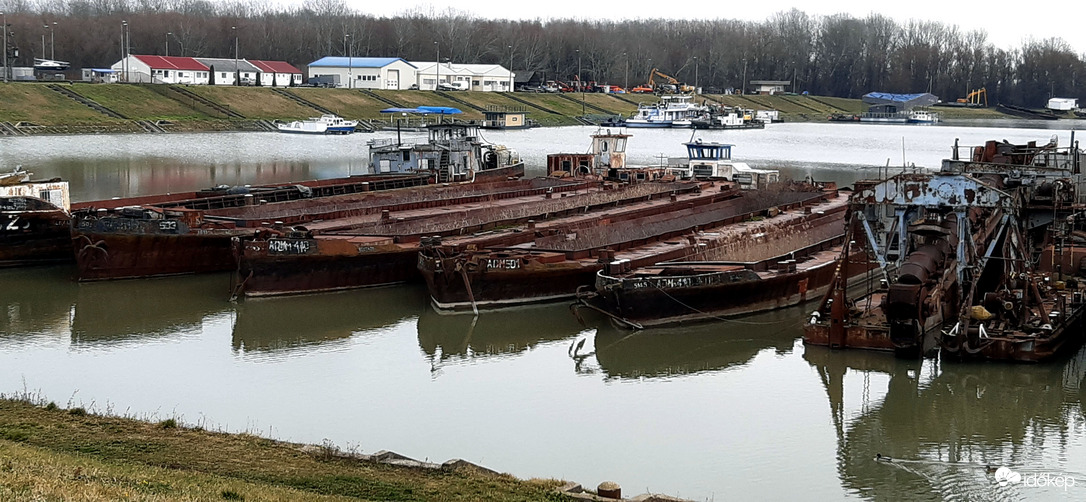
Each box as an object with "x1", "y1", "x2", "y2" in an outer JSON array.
[{"x1": 2, "y1": 0, "x2": 1083, "y2": 106}]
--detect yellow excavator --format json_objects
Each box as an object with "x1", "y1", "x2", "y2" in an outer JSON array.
[
  {"x1": 646, "y1": 68, "x2": 695, "y2": 94},
  {"x1": 957, "y1": 88, "x2": 987, "y2": 107}
]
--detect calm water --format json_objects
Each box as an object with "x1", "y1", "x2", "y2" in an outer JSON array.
[{"x1": 2, "y1": 123, "x2": 1085, "y2": 500}]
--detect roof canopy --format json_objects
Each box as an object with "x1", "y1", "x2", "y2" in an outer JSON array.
[
  {"x1": 862, "y1": 92, "x2": 939, "y2": 109},
  {"x1": 309, "y1": 57, "x2": 415, "y2": 69},
  {"x1": 380, "y1": 106, "x2": 462, "y2": 115}
]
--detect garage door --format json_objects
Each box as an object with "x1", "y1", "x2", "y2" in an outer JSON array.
[{"x1": 387, "y1": 69, "x2": 399, "y2": 89}]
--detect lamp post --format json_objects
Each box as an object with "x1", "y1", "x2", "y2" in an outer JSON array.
[
  {"x1": 693, "y1": 56, "x2": 698, "y2": 94},
  {"x1": 623, "y1": 52, "x2": 628, "y2": 91},
  {"x1": 48, "y1": 21, "x2": 55, "y2": 60},
  {"x1": 344, "y1": 33, "x2": 351, "y2": 88},
  {"x1": 233, "y1": 26, "x2": 239, "y2": 83},
  {"x1": 2, "y1": 11, "x2": 7, "y2": 83},
  {"x1": 576, "y1": 49, "x2": 584, "y2": 114},
  {"x1": 165, "y1": 32, "x2": 170, "y2": 56},
  {"x1": 434, "y1": 41, "x2": 439, "y2": 90},
  {"x1": 741, "y1": 58, "x2": 747, "y2": 95},
  {"x1": 121, "y1": 20, "x2": 128, "y2": 82}
]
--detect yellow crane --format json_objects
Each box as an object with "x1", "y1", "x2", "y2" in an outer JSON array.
[
  {"x1": 647, "y1": 68, "x2": 695, "y2": 93},
  {"x1": 957, "y1": 88, "x2": 987, "y2": 107}
]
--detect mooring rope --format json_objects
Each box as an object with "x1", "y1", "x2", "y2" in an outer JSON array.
[{"x1": 650, "y1": 281, "x2": 803, "y2": 326}]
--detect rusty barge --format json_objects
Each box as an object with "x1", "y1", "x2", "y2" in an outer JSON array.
[
  {"x1": 1, "y1": 169, "x2": 73, "y2": 267},
  {"x1": 578, "y1": 200, "x2": 877, "y2": 328},
  {"x1": 803, "y1": 137, "x2": 1086, "y2": 362},
  {"x1": 418, "y1": 184, "x2": 842, "y2": 312},
  {"x1": 231, "y1": 179, "x2": 741, "y2": 297}
]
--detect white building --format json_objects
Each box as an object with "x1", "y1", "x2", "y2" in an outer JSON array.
[
  {"x1": 1047, "y1": 97, "x2": 1078, "y2": 111},
  {"x1": 306, "y1": 57, "x2": 417, "y2": 89},
  {"x1": 108, "y1": 55, "x2": 301, "y2": 86},
  {"x1": 111, "y1": 55, "x2": 209, "y2": 84},
  {"x1": 411, "y1": 61, "x2": 513, "y2": 92}
]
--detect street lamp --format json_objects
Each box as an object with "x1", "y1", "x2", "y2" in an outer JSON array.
[
  {"x1": 121, "y1": 20, "x2": 128, "y2": 82},
  {"x1": 741, "y1": 58, "x2": 747, "y2": 95},
  {"x1": 232, "y1": 26, "x2": 238, "y2": 86},
  {"x1": 166, "y1": 32, "x2": 170, "y2": 56},
  {"x1": 344, "y1": 33, "x2": 351, "y2": 89},
  {"x1": 693, "y1": 56, "x2": 698, "y2": 94},
  {"x1": 623, "y1": 52, "x2": 628, "y2": 91},
  {"x1": 2, "y1": 11, "x2": 7, "y2": 83},
  {"x1": 576, "y1": 49, "x2": 584, "y2": 114}
]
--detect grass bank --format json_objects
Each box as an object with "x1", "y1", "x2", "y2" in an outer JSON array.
[
  {"x1": 0, "y1": 397, "x2": 567, "y2": 501},
  {"x1": 0, "y1": 82, "x2": 1014, "y2": 134}
]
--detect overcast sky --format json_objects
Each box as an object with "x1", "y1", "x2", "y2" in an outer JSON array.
[{"x1": 298, "y1": 1, "x2": 1085, "y2": 54}]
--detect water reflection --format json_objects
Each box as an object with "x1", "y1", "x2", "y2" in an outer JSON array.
[
  {"x1": 233, "y1": 285, "x2": 428, "y2": 355},
  {"x1": 0, "y1": 266, "x2": 77, "y2": 340},
  {"x1": 416, "y1": 303, "x2": 588, "y2": 369},
  {"x1": 71, "y1": 274, "x2": 231, "y2": 346},
  {"x1": 805, "y1": 345, "x2": 1086, "y2": 500},
  {"x1": 588, "y1": 307, "x2": 806, "y2": 379}
]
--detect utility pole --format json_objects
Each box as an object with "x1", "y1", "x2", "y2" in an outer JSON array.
[
  {"x1": 694, "y1": 56, "x2": 698, "y2": 94},
  {"x1": 434, "y1": 41, "x2": 439, "y2": 90},
  {"x1": 2, "y1": 11, "x2": 7, "y2": 83},
  {"x1": 344, "y1": 33, "x2": 351, "y2": 88},
  {"x1": 234, "y1": 26, "x2": 240, "y2": 84},
  {"x1": 121, "y1": 20, "x2": 128, "y2": 82},
  {"x1": 508, "y1": 45, "x2": 513, "y2": 92},
  {"x1": 577, "y1": 49, "x2": 584, "y2": 114},
  {"x1": 741, "y1": 58, "x2": 747, "y2": 95},
  {"x1": 166, "y1": 32, "x2": 170, "y2": 57},
  {"x1": 49, "y1": 22, "x2": 55, "y2": 60},
  {"x1": 623, "y1": 52, "x2": 628, "y2": 91}
]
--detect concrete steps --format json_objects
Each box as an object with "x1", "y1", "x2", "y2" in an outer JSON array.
[{"x1": 46, "y1": 84, "x2": 128, "y2": 120}]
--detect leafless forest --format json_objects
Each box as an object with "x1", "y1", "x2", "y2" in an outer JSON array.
[{"x1": 2, "y1": 0, "x2": 1083, "y2": 106}]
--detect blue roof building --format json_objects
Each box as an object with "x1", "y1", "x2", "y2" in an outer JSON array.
[{"x1": 306, "y1": 57, "x2": 418, "y2": 90}]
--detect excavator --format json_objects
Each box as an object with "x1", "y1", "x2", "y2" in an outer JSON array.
[
  {"x1": 956, "y1": 88, "x2": 987, "y2": 107},
  {"x1": 638, "y1": 68, "x2": 695, "y2": 94}
]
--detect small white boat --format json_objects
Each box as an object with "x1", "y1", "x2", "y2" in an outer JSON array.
[
  {"x1": 276, "y1": 120, "x2": 328, "y2": 134},
  {"x1": 313, "y1": 114, "x2": 358, "y2": 134}
]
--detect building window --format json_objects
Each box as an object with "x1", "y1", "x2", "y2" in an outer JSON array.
[
  {"x1": 164, "y1": 70, "x2": 170, "y2": 77},
  {"x1": 221, "y1": 72, "x2": 227, "y2": 78},
  {"x1": 473, "y1": 80, "x2": 480, "y2": 86}
]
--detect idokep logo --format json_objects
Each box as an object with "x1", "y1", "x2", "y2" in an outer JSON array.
[
  {"x1": 994, "y1": 466, "x2": 1077, "y2": 491},
  {"x1": 994, "y1": 466, "x2": 1021, "y2": 486}
]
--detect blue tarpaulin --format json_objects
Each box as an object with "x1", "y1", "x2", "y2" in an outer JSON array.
[
  {"x1": 862, "y1": 92, "x2": 938, "y2": 109},
  {"x1": 380, "y1": 106, "x2": 463, "y2": 115}
]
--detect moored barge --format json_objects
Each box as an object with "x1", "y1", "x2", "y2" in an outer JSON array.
[
  {"x1": 419, "y1": 183, "x2": 843, "y2": 312},
  {"x1": 803, "y1": 137, "x2": 1086, "y2": 362},
  {"x1": 1, "y1": 168, "x2": 72, "y2": 267},
  {"x1": 232, "y1": 180, "x2": 736, "y2": 298}
]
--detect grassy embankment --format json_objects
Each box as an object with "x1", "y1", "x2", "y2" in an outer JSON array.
[
  {"x1": 0, "y1": 396, "x2": 568, "y2": 501},
  {"x1": 0, "y1": 81, "x2": 1014, "y2": 134}
]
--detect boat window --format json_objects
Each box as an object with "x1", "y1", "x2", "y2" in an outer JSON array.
[
  {"x1": 615, "y1": 138, "x2": 626, "y2": 151},
  {"x1": 402, "y1": 149, "x2": 411, "y2": 162},
  {"x1": 601, "y1": 141, "x2": 608, "y2": 152}
]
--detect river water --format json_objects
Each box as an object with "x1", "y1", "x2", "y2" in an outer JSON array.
[{"x1": 2, "y1": 122, "x2": 1085, "y2": 500}]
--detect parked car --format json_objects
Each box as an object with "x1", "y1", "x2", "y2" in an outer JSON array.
[
  {"x1": 516, "y1": 85, "x2": 543, "y2": 92},
  {"x1": 437, "y1": 81, "x2": 468, "y2": 91}
]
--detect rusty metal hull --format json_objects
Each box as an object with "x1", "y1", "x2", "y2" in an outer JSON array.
[
  {"x1": 0, "y1": 208, "x2": 73, "y2": 267},
  {"x1": 236, "y1": 240, "x2": 420, "y2": 297},
  {"x1": 235, "y1": 181, "x2": 727, "y2": 298},
  {"x1": 593, "y1": 247, "x2": 867, "y2": 328},
  {"x1": 420, "y1": 187, "x2": 844, "y2": 312},
  {"x1": 74, "y1": 230, "x2": 243, "y2": 281},
  {"x1": 421, "y1": 261, "x2": 599, "y2": 310}
]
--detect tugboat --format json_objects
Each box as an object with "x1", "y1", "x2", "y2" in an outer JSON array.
[
  {"x1": 367, "y1": 123, "x2": 524, "y2": 182},
  {"x1": 0, "y1": 168, "x2": 72, "y2": 267}
]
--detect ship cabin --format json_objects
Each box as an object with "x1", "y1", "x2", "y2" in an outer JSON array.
[
  {"x1": 368, "y1": 123, "x2": 482, "y2": 181},
  {"x1": 668, "y1": 140, "x2": 779, "y2": 189}
]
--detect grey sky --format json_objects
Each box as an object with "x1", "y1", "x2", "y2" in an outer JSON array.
[{"x1": 292, "y1": 1, "x2": 1085, "y2": 54}]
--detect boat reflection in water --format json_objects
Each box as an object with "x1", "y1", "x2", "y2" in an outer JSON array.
[
  {"x1": 232, "y1": 286, "x2": 428, "y2": 356},
  {"x1": 0, "y1": 267, "x2": 78, "y2": 342},
  {"x1": 583, "y1": 306, "x2": 804, "y2": 379},
  {"x1": 416, "y1": 302, "x2": 590, "y2": 372},
  {"x1": 805, "y1": 344, "x2": 1086, "y2": 500}
]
